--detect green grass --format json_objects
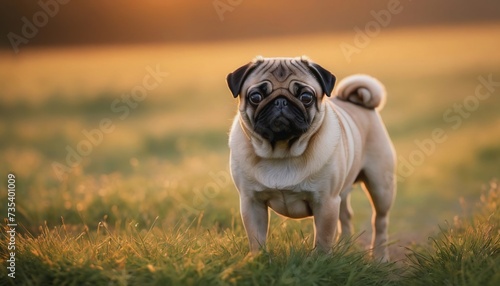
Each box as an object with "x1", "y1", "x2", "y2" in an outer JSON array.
[
  {"x1": 1, "y1": 182, "x2": 498, "y2": 285},
  {"x1": 0, "y1": 220, "x2": 399, "y2": 285},
  {"x1": 1, "y1": 24, "x2": 500, "y2": 284},
  {"x1": 405, "y1": 182, "x2": 500, "y2": 286}
]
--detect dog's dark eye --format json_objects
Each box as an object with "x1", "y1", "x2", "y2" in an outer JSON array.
[
  {"x1": 299, "y1": 92, "x2": 314, "y2": 106},
  {"x1": 249, "y1": 92, "x2": 263, "y2": 105}
]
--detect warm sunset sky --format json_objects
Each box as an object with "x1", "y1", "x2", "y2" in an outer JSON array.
[
  {"x1": 1, "y1": 0, "x2": 500, "y2": 48},
  {"x1": 0, "y1": 0, "x2": 500, "y2": 48}
]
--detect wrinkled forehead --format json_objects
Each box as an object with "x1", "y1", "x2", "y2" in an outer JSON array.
[{"x1": 242, "y1": 58, "x2": 321, "y2": 93}]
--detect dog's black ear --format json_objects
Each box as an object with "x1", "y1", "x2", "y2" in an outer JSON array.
[
  {"x1": 306, "y1": 62, "x2": 336, "y2": 97},
  {"x1": 227, "y1": 61, "x2": 258, "y2": 98}
]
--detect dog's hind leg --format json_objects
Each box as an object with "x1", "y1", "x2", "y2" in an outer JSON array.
[
  {"x1": 360, "y1": 164, "x2": 396, "y2": 262},
  {"x1": 339, "y1": 186, "x2": 354, "y2": 239}
]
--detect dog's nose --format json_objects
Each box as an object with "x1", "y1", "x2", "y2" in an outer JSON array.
[{"x1": 274, "y1": 97, "x2": 288, "y2": 108}]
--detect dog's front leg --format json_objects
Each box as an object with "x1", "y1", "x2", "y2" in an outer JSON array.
[
  {"x1": 313, "y1": 195, "x2": 341, "y2": 253},
  {"x1": 240, "y1": 195, "x2": 269, "y2": 253}
]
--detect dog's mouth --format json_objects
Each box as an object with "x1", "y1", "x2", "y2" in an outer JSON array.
[{"x1": 253, "y1": 97, "x2": 309, "y2": 145}]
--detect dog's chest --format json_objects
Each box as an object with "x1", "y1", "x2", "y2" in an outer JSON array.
[{"x1": 254, "y1": 183, "x2": 322, "y2": 219}]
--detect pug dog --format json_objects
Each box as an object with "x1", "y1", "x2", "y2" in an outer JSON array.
[{"x1": 227, "y1": 56, "x2": 396, "y2": 261}]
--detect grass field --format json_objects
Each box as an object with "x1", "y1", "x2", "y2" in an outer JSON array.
[{"x1": 0, "y1": 23, "x2": 499, "y2": 284}]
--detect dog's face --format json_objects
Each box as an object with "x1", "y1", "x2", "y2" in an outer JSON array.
[{"x1": 227, "y1": 57, "x2": 336, "y2": 146}]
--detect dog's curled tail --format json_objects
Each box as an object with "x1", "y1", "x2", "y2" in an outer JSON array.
[{"x1": 335, "y1": 74, "x2": 387, "y2": 111}]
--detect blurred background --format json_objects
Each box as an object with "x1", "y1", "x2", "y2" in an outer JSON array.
[{"x1": 1, "y1": 0, "x2": 499, "y2": 252}]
